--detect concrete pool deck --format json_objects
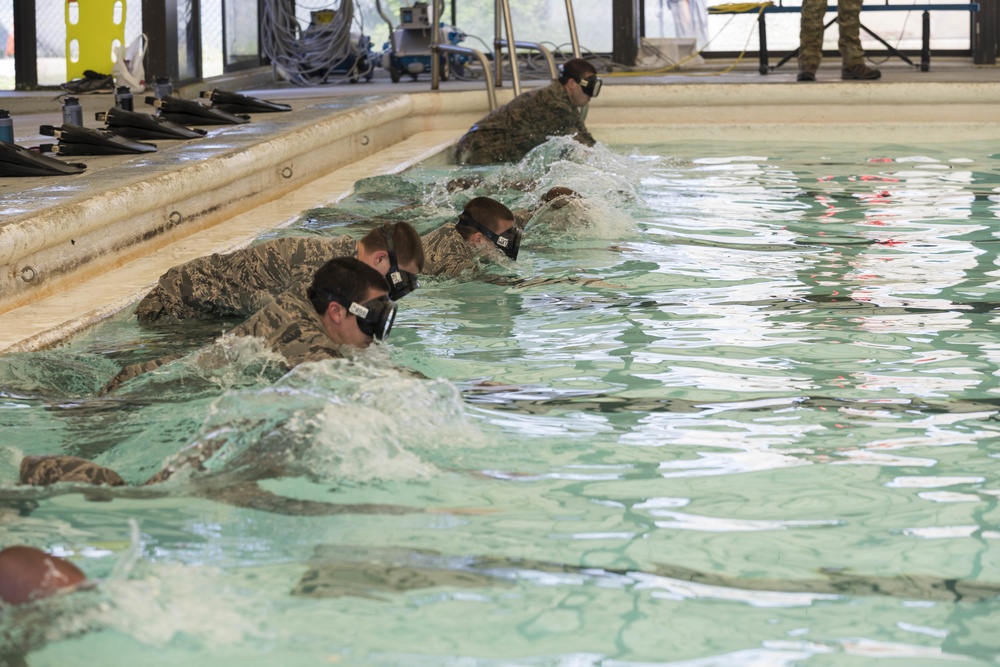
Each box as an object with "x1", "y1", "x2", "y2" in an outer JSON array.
[{"x1": 0, "y1": 58, "x2": 998, "y2": 353}]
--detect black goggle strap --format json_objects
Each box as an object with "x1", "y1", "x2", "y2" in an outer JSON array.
[
  {"x1": 380, "y1": 223, "x2": 419, "y2": 298},
  {"x1": 580, "y1": 75, "x2": 602, "y2": 98},
  {"x1": 316, "y1": 289, "x2": 396, "y2": 340},
  {"x1": 557, "y1": 65, "x2": 601, "y2": 98},
  {"x1": 351, "y1": 297, "x2": 396, "y2": 341},
  {"x1": 456, "y1": 212, "x2": 521, "y2": 260}
]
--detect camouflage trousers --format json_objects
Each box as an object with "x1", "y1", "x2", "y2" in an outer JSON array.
[
  {"x1": 19, "y1": 440, "x2": 222, "y2": 488},
  {"x1": 455, "y1": 129, "x2": 518, "y2": 166},
  {"x1": 20, "y1": 456, "x2": 125, "y2": 487},
  {"x1": 798, "y1": 0, "x2": 866, "y2": 71},
  {"x1": 134, "y1": 284, "x2": 201, "y2": 324}
]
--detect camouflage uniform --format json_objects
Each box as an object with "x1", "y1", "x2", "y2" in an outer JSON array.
[
  {"x1": 100, "y1": 286, "x2": 343, "y2": 396},
  {"x1": 455, "y1": 82, "x2": 596, "y2": 165},
  {"x1": 135, "y1": 235, "x2": 357, "y2": 324},
  {"x1": 522, "y1": 195, "x2": 588, "y2": 232},
  {"x1": 99, "y1": 355, "x2": 179, "y2": 395},
  {"x1": 24, "y1": 289, "x2": 345, "y2": 488},
  {"x1": 420, "y1": 225, "x2": 479, "y2": 277},
  {"x1": 798, "y1": 0, "x2": 866, "y2": 71},
  {"x1": 20, "y1": 455, "x2": 125, "y2": 486},
  {"x1": 225, "y1": 286, "x2": 346, "y2": 368}
]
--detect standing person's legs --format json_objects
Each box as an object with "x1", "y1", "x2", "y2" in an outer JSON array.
[
  {"x1": 797, "y1": 0, "x2": 827, "y2": 80},
  {"x1": 838, "y1": 0, "x2": 881, "y2": 78}
]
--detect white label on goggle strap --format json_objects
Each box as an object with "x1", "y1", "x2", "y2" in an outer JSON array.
[
  {"x1": 349, "y1": 302, "x2": 370, "y2": 318},
  {"x1": 496, "y1": 237, "x2": 509, "y2": 248},
  {"x1": 390, "y1": 271, "x2": 403, "y2": 285}
]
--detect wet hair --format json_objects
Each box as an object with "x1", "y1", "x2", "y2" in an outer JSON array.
[
  {"x1": 456, "y1": 196, "x2": 515, "y2": 241},
  {"x1": 308, "y1": 256, "x2": 389, "y2": 315},
  {"x1": 360, "y1": 221, "x2": 425, "y2": 272},
  {"x1": 558, "y1": 58, "x2": 598, "y2": 85},
  {"x1": 541, "y1": 186, "x2": 578, "y2": 203}
]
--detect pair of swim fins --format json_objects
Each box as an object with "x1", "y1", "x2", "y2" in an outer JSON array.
[
  {"x1": 200, "y1": 89, "x2": 292, "y2": 114},
  {"x1": 0, "y1": 141, "x2": 86, "y2": 176},
  {"x1": 98, "y1": 107, "x2": 208, "y2": 141},
  {"x1": 147, "y1": 95, "x2": 251, "y2": 125},
  {"x1": 38, "y1": 124, "x2": 157, "y2": 156}
]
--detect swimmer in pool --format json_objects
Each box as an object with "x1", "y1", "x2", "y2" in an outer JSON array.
[
  {"x1": 100, "y1": 256, "x2": 396, "y2": 393},
  {"x1": 420, "y1": 196, "x2": 522, "y2": 277},
  {"x1": 135, "y1": 221, "x2": 423, "y2": 325},
  {"x1": 15, "y1": 258, "x2": 432, "y2": 516},
  {"x1": 454, "y1": 58, "x2": 600, "y2": 165},
  {"x1": 511, "y1": 186, "x2": 587, "y2": 231}
]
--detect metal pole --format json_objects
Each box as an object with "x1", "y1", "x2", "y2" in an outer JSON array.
[
  {"x1": 612, "y1": 0, "x2": 640, "y2": 66},
  {"x1": 12, "y1": 0, "x2": 38, "y2": 89},
  {"x1": 565, "y1": 0, "x2": 582, "y2": 58},
  {"x1": 494, "y1": 0, "x2": 504, "y2": 86},
  {"x1": 431, "y1": 0, "x2": 441, "y2": 87},
  {"x1": 499, "y1": 0, "x2": 521, "y2": 95},
  {"x1": 143, "y1": 0, "x2": 180, "y2": 83}
]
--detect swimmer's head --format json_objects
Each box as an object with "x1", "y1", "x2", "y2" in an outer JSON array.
[
  {"x1": 0, "y1": 546, "x2": 87, "y2": 605},
  {"x1": 540, "y1": 187, "x2": 580, "y2": 209},
  {"x1": 309, "y1": 257, "x2": 396, "y2": 346},
  {"x1": 558, "y1": 59, "x2": 601, "y2": 106},
  {"x1": 358, "y1": 222, "x2": 423, "y2": 300},
  {"x1": 455, "y1": 196, "x2": 521, "y2": 260}
]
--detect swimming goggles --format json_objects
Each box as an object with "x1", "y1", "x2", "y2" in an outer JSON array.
[
  {"x1": 456, "y1": 212, "x2": 522, "y2": 260},
  {"x1": 380, "y1": 223, "x2": 420, "y2": 300},
  {"x1": 314, "y1": 289, "x2": 397, "y2": 341},
  {"x1": 579, "y1": 75, "x2": 602, "y2": 98}
]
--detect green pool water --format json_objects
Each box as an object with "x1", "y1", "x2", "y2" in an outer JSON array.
[{"x1": 2, "y1": 137, "x2": 999, "y2": 666}]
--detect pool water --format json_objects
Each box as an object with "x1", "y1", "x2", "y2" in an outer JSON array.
[{"x1": 2, "y1": 137, "x2": 1000, "y2": 666}]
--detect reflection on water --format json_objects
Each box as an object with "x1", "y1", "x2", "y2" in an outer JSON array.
[{"x1": 3, "y1": 137, "x2": 1000, "y2": 664}]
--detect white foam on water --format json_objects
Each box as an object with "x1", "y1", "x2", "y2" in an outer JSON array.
[{"x1": 163, "y1": 355, "x2": 488, "y2": 485}]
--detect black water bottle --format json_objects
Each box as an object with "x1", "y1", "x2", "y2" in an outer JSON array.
[
  {"x1": 0, "y1": 110, "x2": 13, "y2": 143},
  {"x1": 114, "y1": 86, "x2": 134, "y2": 111},
  {"x1": 62, "y1": 96, "x2": 83, "y2": 126},
  {"x1": 153, "y1": 77, "x2": 172, "y2": 99}
]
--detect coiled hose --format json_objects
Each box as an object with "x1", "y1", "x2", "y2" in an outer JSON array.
[{"x1": 261, "y1": 0, "x2": 371, "y2": 85}]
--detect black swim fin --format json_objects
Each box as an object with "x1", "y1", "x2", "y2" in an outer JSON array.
[
  {"x1": 146, "y1": 95, "x2": 251, "y2": 125},
  {"x1": 0, "y1": 142, "x2": 86, "y2": 176},
  {"x1": 40, "y1": 142, "x2": 146, "y2": 157},
  {"x1": 199, "y1": 89, "x2": 292, "y2": 113},
  {"x1": 39, "y1": 124, "x2": 157, "y2": 154},
  {"x1": 97, "y1": 107, "x2": 208, "y2": 140}
]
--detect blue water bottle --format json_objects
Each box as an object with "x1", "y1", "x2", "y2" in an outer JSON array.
[
  {"x1": 62, "y1": 96, "x2": 83, "y2": 126},
  {"x1": 0, "y1": 110, "x2": 13, "y2": 143}
]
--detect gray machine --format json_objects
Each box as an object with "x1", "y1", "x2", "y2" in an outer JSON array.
[{"x1": 379, "y1": 2, "x2": 469, "y2": 82}]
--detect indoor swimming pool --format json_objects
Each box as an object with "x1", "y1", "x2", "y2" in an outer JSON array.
[{"x1": 2, "y1": 134, "x2": 999, "y2": 665}]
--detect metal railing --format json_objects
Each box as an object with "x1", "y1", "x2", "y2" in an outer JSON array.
[
  {"x1": 428, "y1": 0, "x2": 581, "y2": 107},
  {"x1": 429, "y1": 0, "x2": 497, "y2": 110},
  {"x1": 494, "y1": 37, "x2": 557, "y2": 95},
  {"x1": 492, "y1": 0, "x2": 581, "y2": 94},
  {"x1": 430, "y1": 43, "x2": 497, "y2": 110}
]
